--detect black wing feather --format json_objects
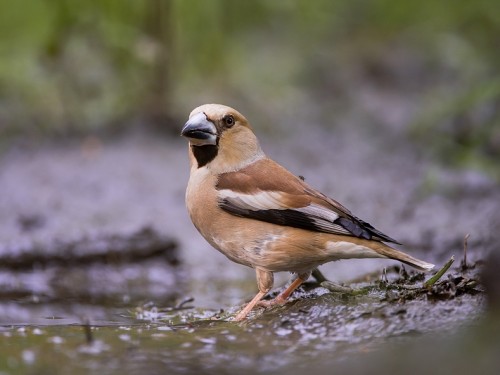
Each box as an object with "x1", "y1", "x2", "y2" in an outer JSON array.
[
  {"x1": 219, "y1": 198, "x2": 401, "y2": 244},
  {"x1": 334, "y1": 216, "x2": 401, "y2": 244},
  {"x1": 219, "y1": 199, "x2": 321, "y2": 232}
]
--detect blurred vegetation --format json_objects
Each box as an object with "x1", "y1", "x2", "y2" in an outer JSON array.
[{"x1": 0, "y1": 0, "x2": 498, "y2": 176}]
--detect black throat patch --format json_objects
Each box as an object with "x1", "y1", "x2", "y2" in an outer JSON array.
[{"x1": 192, "y1": 145, "x2": 218, "y2": 168}]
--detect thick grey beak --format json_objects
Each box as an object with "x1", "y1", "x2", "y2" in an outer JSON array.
[{"x1": 181, "y1": 112, "x2": 217, "y2": 146}]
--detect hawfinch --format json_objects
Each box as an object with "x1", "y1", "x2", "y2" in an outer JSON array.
[{"x1": 181, "y1": 104, "x2": 434, "y2": 321}]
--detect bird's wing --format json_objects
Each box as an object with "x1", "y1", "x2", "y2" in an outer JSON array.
[{"x1": 216, "y1": 158, "x2": 400, "y2": 244}]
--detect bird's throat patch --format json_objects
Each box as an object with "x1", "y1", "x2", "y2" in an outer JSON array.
[{"x1": 192, "y1": 145, "x2": 218, "y2": 168}]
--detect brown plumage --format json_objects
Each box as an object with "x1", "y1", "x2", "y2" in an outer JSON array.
[{"x1": 181, "y1": 104, "x2": 434, "y2": 321}]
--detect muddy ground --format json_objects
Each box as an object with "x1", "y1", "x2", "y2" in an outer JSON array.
[{"x1": 1, "y1": 119, "x2": 499, "y2": 374}]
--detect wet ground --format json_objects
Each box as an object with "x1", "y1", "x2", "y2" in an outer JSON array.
[{"x1": 1, "y1": 122, "x2": 499, "y2": 373}]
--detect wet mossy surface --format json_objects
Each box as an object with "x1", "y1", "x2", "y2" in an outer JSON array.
[{"x1": 1, "y1": 261, "x2": 488, "y2": 374}]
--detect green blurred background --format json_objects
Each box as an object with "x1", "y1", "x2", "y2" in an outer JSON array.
[{"x1": 0, "y1": 0, "x2": 499, "y2": 177}]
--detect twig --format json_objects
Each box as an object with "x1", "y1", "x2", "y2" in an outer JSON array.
[
  {"x1": 424, "y1": 256, "x2": 455, "y2": 288},
  {"x1": 461, "y1": 233, "x2": 470, "y2": 271},
  {"x1": 82, "y1": 317, "x2": 93, "y2": 344},
  {"x1": 396, "y1": 284, "x2": 423, "y2": 291},
  {"x1": 320, "y1": 281, "x2": 353, "y2": 294},
  {"x1": 176, "y1": 297, "x2": 195, "y2": 310},
  {"x1": 381, "y1": 267, "x2": 388, "y2": 284},
  {"x1": 322, "y1": 256, "x2": 456, "y2": 298}
]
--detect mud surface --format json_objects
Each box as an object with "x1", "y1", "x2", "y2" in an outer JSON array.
[{"x1": 0, "y1": 126, "x2": 499, "y2": 373}]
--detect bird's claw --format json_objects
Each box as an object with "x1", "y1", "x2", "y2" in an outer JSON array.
[{"x1": 256, "y1": 296, "x2": 286, "y2": 308}]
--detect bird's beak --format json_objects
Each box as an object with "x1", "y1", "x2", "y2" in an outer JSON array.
[{"x1": 181, "y1": 112, "x2": 217, "y2": 146}]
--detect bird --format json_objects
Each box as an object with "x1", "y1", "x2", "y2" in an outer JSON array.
[{"x1": 181, "y1": 104, "x2": 435, "y2": 321}]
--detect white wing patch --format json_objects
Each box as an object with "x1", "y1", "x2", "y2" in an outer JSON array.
[
  {"x1": 300, "y1": 204, "x2": 338, "y2": 224},
  {"x1": 218, "y1": 190, "x2": 285, "y2": 210},
  {"x1": 301, "y1": 205, "x2": 351, "y2": 235},
  {"x1": 218, "y1": 189, "x2": 351, "y2": 235}
]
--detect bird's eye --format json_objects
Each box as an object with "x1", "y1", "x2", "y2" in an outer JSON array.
[{"x1": 223, "y1": 115, "x2": 235, "y2": 127}]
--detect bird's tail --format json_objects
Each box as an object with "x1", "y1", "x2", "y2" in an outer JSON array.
[{"x1": 371, "y1": 241, "x2": 435, "y2": 272}]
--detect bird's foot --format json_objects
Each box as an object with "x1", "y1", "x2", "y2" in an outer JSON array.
[
  {"x1": 233, "y1": 290, "x2": 267, "y2": 321},
  {"x1": 256, "y1": 295, "x2": 287, "y2": 308}
]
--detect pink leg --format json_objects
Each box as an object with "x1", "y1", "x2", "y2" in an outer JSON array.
[
  {"x1": 257, "y1": 275, "x2": 307, "y2": 308},
  {"x1": 233, "y1": 291, "x2": 267, "y2": 322},
  {"x1": 233, "y1": 268, "x2": 273, "y2": 321}
]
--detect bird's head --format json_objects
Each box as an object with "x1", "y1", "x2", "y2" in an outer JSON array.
[{"x1": 181, "y1": 104, "x2": 264, "y2": 172}]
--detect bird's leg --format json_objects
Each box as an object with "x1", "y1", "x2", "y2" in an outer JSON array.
[
  {"x1": 233, "y1": 268, "x2": 274, "y2": 321},
  {"x1": 257, "y1": 272, "x2": 311, "y2": 308},
  {"x1": 233, "y1": 290, "x2": 266, "y2": 322},
  {"x1": 312, "y1": 268, "x2": 327, "y2": 283}
]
